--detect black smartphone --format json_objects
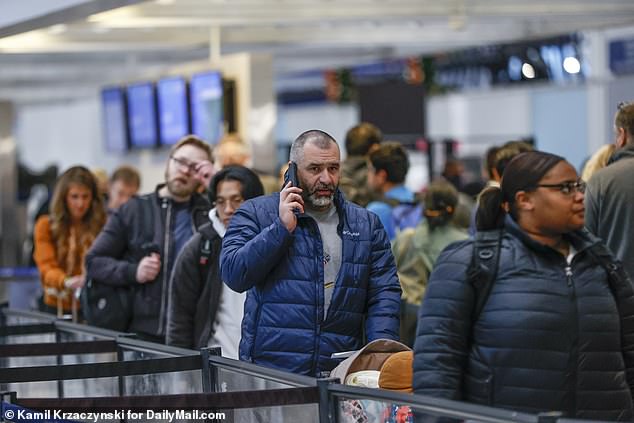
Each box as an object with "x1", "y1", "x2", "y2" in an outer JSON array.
[
  {"x1": 282, "y1": 161, "x2": 299, "y2": 189},
  {"x1": 282, "y1": 162, "x2": 301, "y2": 215},
  {"x1": 140, "y1": 242, "x2": 160, "y2": 257}
]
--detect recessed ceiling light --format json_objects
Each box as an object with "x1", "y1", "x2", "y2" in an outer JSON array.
[
  {"x1": 522, "y1": 63, "x2": 535, "y2": 79},
  {"x1": 563, "y1": 57, "x2": 581, "y2": 74}
]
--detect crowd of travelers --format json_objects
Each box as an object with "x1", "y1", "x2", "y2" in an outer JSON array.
[{"x1": 29, "y1": 101, "x2": 634, "y2": 421}]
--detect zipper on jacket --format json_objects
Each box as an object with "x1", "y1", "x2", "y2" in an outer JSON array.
[
  {"x1": 309, "y1": 216, "x2": 324, "y2": 377},
  {"x1": 157, "y1": 199, "x2": 172, "y2": 336},
  {"x1": 565, "y1": 264, "x2": 578, "y2": 416}
]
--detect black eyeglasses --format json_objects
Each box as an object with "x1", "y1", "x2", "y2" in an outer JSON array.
[
  {"x1": 170, "y1": 155, "x2": 198, "y2": 173},
  {"x1": 536, "y1": 180, "x2": 586, "y2": 195}
]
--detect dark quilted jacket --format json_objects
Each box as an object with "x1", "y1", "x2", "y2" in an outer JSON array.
[
  {"x1": 220, "y1": 190, "x2": 401, "y2": 376},
  {"x1": 413, "y1": 215, "x2": 634, "y2": 421}
]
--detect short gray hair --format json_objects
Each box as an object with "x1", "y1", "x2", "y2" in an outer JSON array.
[{"x1": 289, "y1": 130, "x2": 338, "y2": 163}]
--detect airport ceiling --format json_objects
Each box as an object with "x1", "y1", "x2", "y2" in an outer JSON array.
[{"x1": 1, "y1": 0, "x2": 634, "y2": 102}]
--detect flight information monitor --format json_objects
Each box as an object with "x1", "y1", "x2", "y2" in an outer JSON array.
[
  {"x1": 101, "y1": 87, "x2": 129, "y2": 153},
  {"x1": 190, "y1": 71, "x2": 223, "y2": 144},
  {"x1": 157, "y1": 76, "x2": 189, "y2": 146},
  {"x1": 126, "y1": 82, "x2": 159, "y2": 148}
]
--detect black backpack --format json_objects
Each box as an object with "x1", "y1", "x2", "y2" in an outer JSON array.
[
  {"x1": 81, "y1": 196, "x2": 158, "y2": 331},
  {"x1": 467, "y1": 229, "x2": 633, "y2": 324}
]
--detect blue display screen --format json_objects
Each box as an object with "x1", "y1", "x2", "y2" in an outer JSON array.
[
  {"x1": 126, "y1": 82, "x2": 158, "y2": 148},
  {"x1": 157, "y1": 76, "x2": 189, "y2": 146},
  {"x1": 190, "y1": 71, "x2": 223, "y2": 144},
  {"x1": 101, "y1": 87, "x2": 128, "y2": 153}
]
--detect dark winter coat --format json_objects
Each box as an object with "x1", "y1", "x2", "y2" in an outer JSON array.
[
  {"x1": 166, "y1": 222, "x2": 223, "y2": 349},
  {"x1": 413, "y1": 215, "x2": 634, "y2": 421},
  {"x1": 220, "y1": 190, "x2": 401, "y2": 376},
  {"x1": 85, "y1": 186, "x2": 209, "y2": 340}
]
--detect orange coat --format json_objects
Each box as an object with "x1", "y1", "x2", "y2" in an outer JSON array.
[{"x1": 33, "y1": 215, "x2": 84, "y2": 312}]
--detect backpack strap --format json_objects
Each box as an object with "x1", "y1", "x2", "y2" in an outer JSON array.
[
  {"x1": 467, "y1": 229, "x2": 504, "y2": 323},
  {"x1": 199, "y1": 238, "x2": 213, "y2": 267},
  {"x1": 586, "y1": 243, "x2": 634, "y2": 302}
]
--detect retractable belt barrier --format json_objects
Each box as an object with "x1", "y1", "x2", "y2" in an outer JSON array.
[
  {"x1": 0, "y1": 323, "x2": 55, "y2": 337},
  {"x1": 0, "y1": 340, "x2": 118, "y2": 357},
  {"x1": 0, "y1": 355, "x2": 202, "y2": 383},
  {"x1": 13, "y1": 387, "x2": 320, "y2": 412}
]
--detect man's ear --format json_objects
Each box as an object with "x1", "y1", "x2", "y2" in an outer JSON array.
[
  {"x1": 376, "y1": 169, "x2": 388, "y2": 185},
  {"x1": 515, "y1": 190, "x2": 535, "y2": 212},
  {"x1": 616, "y1": 127, "x2": 627, "y2": 148},
  {"x1": 491, "y1": 167, "x2": 501, "y2": 182}
]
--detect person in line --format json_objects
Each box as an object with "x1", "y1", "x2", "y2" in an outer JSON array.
[
  {"x1": 339, "y1": 122, "x2": 382, "y2": 207},
  {"x1": 468, "y1": 140, "x2": 534, "y2": 235},
  {"x1": 392, "y1": 181, "x2": 467, "y2": 346},
  {"x1": 580, "y1": 143, "x2": 615, "y2": 182},
  {"x1": 585, "y1": 101, "x2": 634, "y2": 280},
  {"x1": 167, "y1": 166, "x2": 264, "y2": 355},
  {"x1": 107, "y1": 165, "x2": 141, "y2": 212},
  {"x1": 33, "y1": 166, "x2": 106, "y2": 317},
  {"x1": 220, "y1": 129, "x2": 401, "y2": 376},
  {"x1": 85, "y1": 135, "x2": 213, "y2": 342},
  {"x1": 366, "y1": 142, "x2": 418, "y2": 241},
  {"x1": 413, "y1": 151, "x2": 634, "y2": 420},
  {"x1": 213, "y1": 134, "x2": 279, "y2": 194}
]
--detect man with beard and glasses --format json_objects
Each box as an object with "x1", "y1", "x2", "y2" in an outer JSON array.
[
  {"x1": 86, "y1": 135, "x2": 213, "y2": 342},
  {"x1": 221, "y1": 129, "x2": 401, "y2": 376}
]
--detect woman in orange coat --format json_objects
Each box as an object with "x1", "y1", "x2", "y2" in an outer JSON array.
[{"x1": 33, "y1": 166, "x2": 106, "y2": 317}]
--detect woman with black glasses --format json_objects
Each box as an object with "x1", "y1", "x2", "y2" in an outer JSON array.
[{"x1": 413, "y1": 151, "x2": 634, "y2": 421}]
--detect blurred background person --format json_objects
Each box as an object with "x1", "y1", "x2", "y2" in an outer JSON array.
[
  {"x1": 585, "y1": 101, "x2": 634, "y2": 283},
  {"x1": 33, "y1": 166, "x2": 106, "y2": 317},
  {"x1": 392, "y1": 181, "x2": 467, "y2": 346},
  {"x1": 107, "y1": 165, "x2": 141, "y2": 212},
  {"x1": 91, "y1": 167, "x2": 109, "y2": 204},
  {"x1": 581, "y1": 143, "x2": 615, "y2": 183},
  {"x1": 469, "y1": 140, "x2": 534, "y2": 235},
  {"x1": 366, "y1": 141, "x2": 418, "y2": 240},
  {"x1": 340, "y1": 122, "x2": 382, "y2": 207},
  {"x1": 214, "y1": 134, "x2": 279, "y2": 194},
  {"x1": 167, "y1": 165, "x2": 264, "y2": 354}
]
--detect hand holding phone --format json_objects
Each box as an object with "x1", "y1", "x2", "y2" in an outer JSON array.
[
  {"x1": 280, "y1": 162, "x2": 303, "y2": 232},
  {"x1": 282, "y1": 162, "x2": 300, "y2": 189},
  {"x1": 136, "y1": 242, "x2": 161, "y2": 284}
]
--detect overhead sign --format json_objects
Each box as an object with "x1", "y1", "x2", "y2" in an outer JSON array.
[{"x1": 609, "y1": 38, "x2": 634, "y2": 75}]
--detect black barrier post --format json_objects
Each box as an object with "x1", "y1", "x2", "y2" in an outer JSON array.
[
  {"x1": 55, "y1": 326, "x2": 64, "y2": 398},
  {"x1": 0, "y1": 304, "x2": 7, "y2": 392},
  {"x1": 317, "y1": 378, "x2": 338, "y2": 423},
  {"x1": 201, "y1": 347, "x2": 221, "y2": 393}
]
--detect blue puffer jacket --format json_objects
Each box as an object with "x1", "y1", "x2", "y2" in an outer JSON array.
[
  {"x1": 220, "y1": 190, "x2": 401, "y2": 376},
  {"x1": 413, "y1": 215, "x2": 634, "y2": 421}
]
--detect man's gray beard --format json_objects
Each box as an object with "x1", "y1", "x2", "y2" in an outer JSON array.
[{"x1": 307, "y1": 192, "x2": 334, "y2": 208}]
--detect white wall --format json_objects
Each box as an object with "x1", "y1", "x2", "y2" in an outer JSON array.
[
  {"x1": 15, "y1": 96, "x2": 169, "y2": 194},
  {"x1": 276, "y1": 102, "x2": 359, "y2": 155},
  {"x1": 14, "y1": 52, "x2": 278, "y2": 194}
]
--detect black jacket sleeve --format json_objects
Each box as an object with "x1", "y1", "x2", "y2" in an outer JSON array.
[
  {"x1": 85, "y1": 207, "x2": 138, "y2": 287},
  {"x1": 166, "y1": 233, "x2": 204, "y2": 348}
]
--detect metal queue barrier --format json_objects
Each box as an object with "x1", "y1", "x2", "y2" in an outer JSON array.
[{"x1": 0, "y1": 307, "x2": 609, "y2": 423}]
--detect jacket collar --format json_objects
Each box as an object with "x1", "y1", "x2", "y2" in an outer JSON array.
[
  {"x1": 504, "y1": 214, "x2": 599, "y2": 256},
  {"x1": 153, "y1": 183, "x2": 211, "y2": 230},
  {"x1": 607, "y1": 142, "x2": 634, "y2": 165}
]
